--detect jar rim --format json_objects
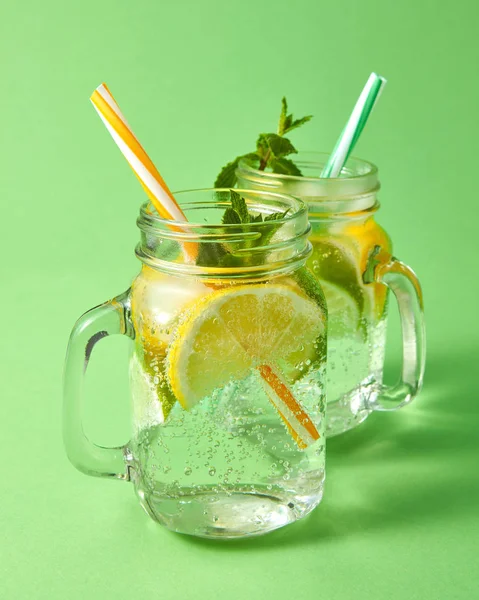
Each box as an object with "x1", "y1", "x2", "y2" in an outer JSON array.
[
  {"x1": 237, "y1": 151, "x2": 378, "y2": 184},
  {"x1": 135, "y1": 188, "x2": 312, "y2": 278},
  {"x1": 236, "y1": 152, "x2": 380, "y2": 215},
  {"x1": 138, "y1": 188, "x2": 308, "y2": 229}
]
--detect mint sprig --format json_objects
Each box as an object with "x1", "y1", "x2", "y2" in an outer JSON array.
[
  {"x1": 214, "y1": 98, "x2": 313, "y2": 188},
  {"x1": 198, "y1": 190, "x2": 289, "y2": 267},
  {"x1": 223, "y1": 190, "x2": 289, "y2": 245}
]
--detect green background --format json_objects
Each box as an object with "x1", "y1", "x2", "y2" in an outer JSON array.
[{"x1": 1, "y1": 0, "x2": 477, "y2": 598}]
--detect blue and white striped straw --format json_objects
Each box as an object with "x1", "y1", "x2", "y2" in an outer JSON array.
[{"x1": 321, "y1": 72, "x2": 387, "y2": 178}]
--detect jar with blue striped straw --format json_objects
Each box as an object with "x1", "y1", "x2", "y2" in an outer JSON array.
[{"x1": 236, "y1": 152, "x2": 425, "y2": 437}]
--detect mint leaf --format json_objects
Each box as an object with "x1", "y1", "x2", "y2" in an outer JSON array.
[
  {"x1": 214, "y1": 153, "x2": 259, "y2": 188},
  {"x1": 242, "y1": 152, "x2": 261, "y2": 166},
  {"x1": 278, "y1": 97, "x2": 289, "y2": 136},
  {"x1": 230, "y1": 189, "x2": 250, "y2": 223},
  {"x1": 259, "y1": 209, "x2": 290, "y2": 246},
  {"x1": 264, "y1": 209, "x2": 290, "y2": 222},
  {"x1": 222, "y1": 208, "x2": 242, "y2": 224},
  {"x1": 269, "y1": 157, "x2": 302, "y2": 176},
  {"x1": 278, "y1": 97, "x2": 297, "y2": 135},
  {"x1": 256, "y1": 134, "x2": 269, "y2": 160},
  {"x1": 285, "y1": 115, "x2": 313, "y2": 134},
  {"x1": 215, "y1": 157, "x2": 241, "y2": 188},
  {"x1": 257, "y1": 133, "x2": 297, "y2": 158},
  {"x1": 277, "y1": 97, "x2": 312, "y2": 135},
  {"x1": 197, "y1": 239, "x2": 229, "y2": 267}
]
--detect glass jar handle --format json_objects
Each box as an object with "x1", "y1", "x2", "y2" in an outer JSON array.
[
  {"x1": 63, "y1": 291, "x2": 134, "y2": 479},
  {"x1": 364, "y1": 247, "x2": 426, "y2": 411}
]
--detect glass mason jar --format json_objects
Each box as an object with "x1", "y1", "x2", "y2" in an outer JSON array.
[
  {"x1": 237, "y1": 153, "x2": 426, "y2": 437},
  {"x1": 63, "y1": 189, "x2": 328, "y2": 539}
]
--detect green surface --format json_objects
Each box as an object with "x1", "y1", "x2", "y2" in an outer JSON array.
[{"x1": 0, "y1": 0, "x2": 478, "y2": 598}]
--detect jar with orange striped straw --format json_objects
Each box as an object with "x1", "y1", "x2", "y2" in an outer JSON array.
[
  {"x1": 64, "y1": 84, "x2": 327, "y2": 538},
  {"x1": 64, "y1": 187, "x2": 327, "y2": 539}
]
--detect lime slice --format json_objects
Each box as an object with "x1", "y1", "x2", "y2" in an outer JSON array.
[
  {"x1": 320, "y1": 281, "x2": 361, "y2": 338},
  {"x1": 310, "y1": 237, "x2": 364, "y2": 314},
  {"x1": 167, "y1": 284, "x2": 325, "y2": 409}
]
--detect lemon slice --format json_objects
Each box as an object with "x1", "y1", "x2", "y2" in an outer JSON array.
[
  {"x1": 130, "y1": 267, "x2": 210, "y2": 420},
  {"x1": 167, "y1": 284, "x2": 325, "y2": 410},
  {"x1": 310, "y1": 233, "x2": 390, "y2": 326},
  {"x1": 311, "y1": 220, "x2": 391, "y2": 323},
  {"x1": 344, "y1": 221, "x2": 391, "y2": 320}
]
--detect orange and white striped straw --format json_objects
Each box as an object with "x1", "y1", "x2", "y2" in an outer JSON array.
[
  {"x1": 258, "y1": 365, "x2": 320, "y2": 449},
  {"x1": 90, "y1": 83, "x2": 320, "y2": 449},
  {"x1": 90, "y1": 84, "x2": 185, "y2": 222}
]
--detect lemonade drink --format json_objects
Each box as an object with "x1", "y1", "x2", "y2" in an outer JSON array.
[
  {"x1": 236, "y1": 154, "x2": 416, "y2": 436},
  {"x1": 65, "y1": 189, "x2": 327, "y2": 538},
  {"x1": 65, "y1": 86, "x2": 329, "y2": 539},
  {"x1": 126, "y1": 190, "x2": 327, "y2": 537}
]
